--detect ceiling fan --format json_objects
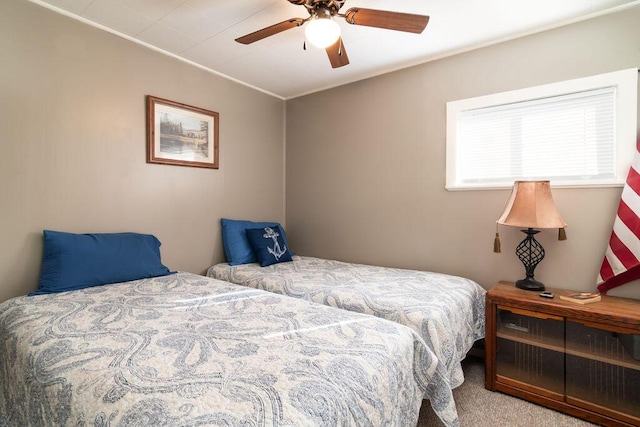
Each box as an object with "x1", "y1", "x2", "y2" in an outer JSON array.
[{"x1": 235, "y1": 0, "x2": 430, "y2": 69}]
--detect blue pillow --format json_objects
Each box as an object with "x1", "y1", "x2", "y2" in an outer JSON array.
[
  {"x1": 245, "y1": 226, "x2": 293, "y2": 267},
  {"x1": 31, "y1": 230, "x2": 174, "y2": 295},
  {"x1": 221, "y1": 218, "x2": 292, "y2": 265}
]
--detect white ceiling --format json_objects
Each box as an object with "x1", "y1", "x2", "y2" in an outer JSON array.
[{"x1": 31, "y1": 0, "x2": 640, "y2": 99}]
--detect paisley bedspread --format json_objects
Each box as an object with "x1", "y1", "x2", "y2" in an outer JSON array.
[
  {"x1": 208, "y1": 256, "x2": 487, "y2": 426},
  {"x1": 0, "y1": 272, "x2": 437, "y2": 427}
]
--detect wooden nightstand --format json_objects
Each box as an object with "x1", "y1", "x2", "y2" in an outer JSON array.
[{"x1": 485, "y1": 281, "x2": 640, "y2": 426}]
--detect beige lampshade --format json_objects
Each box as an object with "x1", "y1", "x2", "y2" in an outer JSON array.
[{"x1": 497, "y1": 181, "x2": 567, "y2": 229}]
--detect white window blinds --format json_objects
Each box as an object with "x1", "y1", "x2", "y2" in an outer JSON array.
[{"x1": 446, "y1": 68, "x2": 638, "y2": 190}]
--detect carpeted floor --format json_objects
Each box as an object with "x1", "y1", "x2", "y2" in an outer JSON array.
[{"x1": 416, "y1": 356, "x2": 597, "y2": 426}]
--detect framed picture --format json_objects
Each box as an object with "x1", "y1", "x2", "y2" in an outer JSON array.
[{"x1": 146, "y1": 95, "x2": 219, "y2": 169}]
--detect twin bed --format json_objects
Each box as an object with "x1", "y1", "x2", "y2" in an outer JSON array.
[
  {"x1": 0, "y1": 227, "x2": 486, "y2": 427},
  {"x1": 208, "y1": 255, "x2": 487, "y2": 426},
  {"x1": 0, "y1": 271, "x2": 434, "y2": 426}
]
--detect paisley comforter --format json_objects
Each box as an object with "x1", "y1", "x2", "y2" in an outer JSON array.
[
  {"x1": 208, "y1": 256, "x2": 487, "y2": 426},
  {"x1": 0, "y1": 272, "x2": 435, "y2": 427}
]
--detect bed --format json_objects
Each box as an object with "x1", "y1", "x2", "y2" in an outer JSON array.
[
  {"x1": 0, "y1": 271, "x2": 438, "y2": 426},
  {"x1": 207, "y1": 255, "x2": 487, "y2": 422}
]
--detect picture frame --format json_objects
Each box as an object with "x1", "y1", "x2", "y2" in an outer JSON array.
[{"x1": 146, "y1": 95, "x2": 219, "y2": 169}]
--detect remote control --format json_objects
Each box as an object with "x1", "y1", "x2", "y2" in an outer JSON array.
[{"x1": 539, "y1": 291, "x2": 554, "y2": 298}]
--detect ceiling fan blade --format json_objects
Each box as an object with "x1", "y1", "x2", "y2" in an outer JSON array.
[
  {"x1": 343, "y1": 8, "x2": 429, "y2": 34},
  {"x1": 235, "y1": 18, "x2": 304, "y2": 44},
  {"x1": 326, "y1": 37, "x2": 349, "y2": 68}
]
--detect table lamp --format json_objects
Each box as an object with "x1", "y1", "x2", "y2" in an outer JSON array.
[{"x1": 494, "y1": 181, "x2": 567, "y2": 291}]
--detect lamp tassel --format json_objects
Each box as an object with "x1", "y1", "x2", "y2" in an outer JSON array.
[
  {"x1": 494, "y1": 224, "x2": 501, "y2": 253},
  {"x1": 558, "y1": 227, "x2": 567, "y2": 241}
]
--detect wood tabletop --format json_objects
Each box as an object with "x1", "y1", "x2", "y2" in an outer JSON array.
[{"x1": 487, "y1": 281, "x2": 640, "y2": 329}]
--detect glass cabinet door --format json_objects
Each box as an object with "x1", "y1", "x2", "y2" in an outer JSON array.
[
  {"x1": 496, "y1": 306, "x2": 565, "y2": 396},
  {"x1": 565, "y1": 320, "x2": 640, "y2": 419}
]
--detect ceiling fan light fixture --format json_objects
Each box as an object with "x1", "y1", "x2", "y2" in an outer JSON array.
[
  {"x1": 304, "y1": 16, "x2": 341, "y2": 48},
  {"x1": 235, "y1": 1, "x2": 429, "y2": 69}
]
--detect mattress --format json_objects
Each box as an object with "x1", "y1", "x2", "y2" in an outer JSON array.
[
  {"x1": 208, "y1": 256, "x2": 487, "y2": 424},
  {"x1": 0, "y1": 271, "x2": 437, "y2": 427}
]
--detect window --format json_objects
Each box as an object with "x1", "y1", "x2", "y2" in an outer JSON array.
[{"x1": 446, "y1": 68, "x2": 638, "y2": 190}]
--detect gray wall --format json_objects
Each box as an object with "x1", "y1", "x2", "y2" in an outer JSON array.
[
  {"x1": 3, "y1": 0, "x2": 639, "y2": 303},
  {"x1": 286, "y1": 6, "x2": 640, "y2": 299},
  {"x1": 0, "y1": 0, "x2": 285, "y2": 302}
]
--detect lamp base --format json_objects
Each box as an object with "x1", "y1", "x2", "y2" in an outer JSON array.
[{"x1": 516, "y1": 278, "x2": 545, "y2": 291}]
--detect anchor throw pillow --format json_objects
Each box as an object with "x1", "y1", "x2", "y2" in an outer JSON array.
[
  {"x1": 221, "y1": 218, "x2": 292, "y2": 265},
  {"x1": 245, "y1": 225, "x2": 293, "y2": 267}
]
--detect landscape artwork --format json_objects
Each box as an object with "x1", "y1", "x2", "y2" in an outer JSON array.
[{"x1": 146, "y1": 96, "x2": 219, "y2": 169}]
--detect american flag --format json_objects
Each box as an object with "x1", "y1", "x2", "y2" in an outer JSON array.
[{"x1": 597, "y1": 142, "x2": 640, "y2": 294}]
